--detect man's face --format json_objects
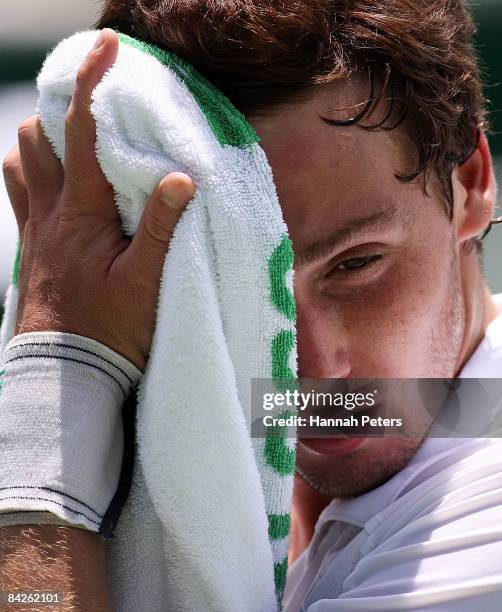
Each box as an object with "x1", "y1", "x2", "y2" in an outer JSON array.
[{"x1": 250, "y1": 84, "x2": 466, "y2": 498}]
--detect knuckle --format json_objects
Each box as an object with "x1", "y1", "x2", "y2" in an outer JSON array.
[
  {"x1": 144, "y1": 208, "x2": 173, "y2": 244},
  {"x1": 75, "y1": 62, "x2": 92, "y2": 88},
  {"x1": 2, "y1": 148, "x2": 20, "y2": 180},
  {"x1": 65, "y1": 100, "x2": 91, "y2": 139},
  {"x1": 17, "y1": 115, "x2": 38, "y2": 142},
  {"x1": 64, "y1": 104, "x2": 80, "y2": 137}
]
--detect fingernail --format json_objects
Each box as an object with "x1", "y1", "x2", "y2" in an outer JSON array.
[
  {"x1": 92, "y1": 30, "x2": 108, "y2": 52},
  {"x1": 159, "y1": 181, "x2": 190, "y2": 210},
  {"x1": 160, "y1": 183, "x2": 190, "y2": 210}
]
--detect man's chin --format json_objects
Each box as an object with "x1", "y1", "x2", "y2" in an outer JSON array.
[{"x1": 296, "y1": 436, "x2": 422, "y2": 499}]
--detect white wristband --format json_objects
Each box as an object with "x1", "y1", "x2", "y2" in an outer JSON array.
[{"x1": 0, "y1": 332, "x2": 142, "y2": 533}]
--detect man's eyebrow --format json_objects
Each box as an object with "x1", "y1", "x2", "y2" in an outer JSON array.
[{"x1": 296, "y1": 205, "x2": 401, "y2": 267}]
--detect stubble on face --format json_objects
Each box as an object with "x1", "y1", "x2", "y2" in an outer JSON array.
[
  {"x1": 295, "y1": 437, "x2": 421, "y2": 498},
  {"x1": 295, "y1": 232, "x2": 466, "y2": 499}
]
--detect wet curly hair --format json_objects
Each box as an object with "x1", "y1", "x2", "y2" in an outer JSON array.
[{"x1": 97, "y1": 0, "x2": 487, "y2": 217}]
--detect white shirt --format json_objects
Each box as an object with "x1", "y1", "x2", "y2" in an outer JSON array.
[{"x1": 284, "y1": 294, "x2": 502, "y2": 611}]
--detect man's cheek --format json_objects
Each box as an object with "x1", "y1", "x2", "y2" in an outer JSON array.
[{"x1": 339, "y1": 290, "x2": 443, "y2": 377}]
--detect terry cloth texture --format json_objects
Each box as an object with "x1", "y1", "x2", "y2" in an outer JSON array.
[{"x1": 0, "y1": 31, "x2": 298, "y2": 611}]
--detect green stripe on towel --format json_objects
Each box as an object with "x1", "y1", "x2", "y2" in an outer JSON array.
[
  {"x1": 269, "y1": 234, "x2": 296, "y2": 322},
  {"x1": 118, "y1": 33, "x2": 259, "y2": 147},
  {"x1": 274, "y1": 558, "x2": 289, "y2": 604},
  {"x1": 268, "y1": 513, "x2": 291, "y2": 540}
]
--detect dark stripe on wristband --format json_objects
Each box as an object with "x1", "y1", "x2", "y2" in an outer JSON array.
[
  {"x1": 5, "y1": 341, "x2": 135, "y2": 385},
  {"x1": 2, "y1": 354, "x2": 127, "y2": 398},
  {"x1": 0, "y1": 495, "x2": 101, "y2": 526},
  {"x1": 0, "y1": 486, "x2": 103, "y2": 519}
]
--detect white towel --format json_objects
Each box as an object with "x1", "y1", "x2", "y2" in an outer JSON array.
[{"x1": 1, "y1": 31, "x2": 298, "y2": 611}]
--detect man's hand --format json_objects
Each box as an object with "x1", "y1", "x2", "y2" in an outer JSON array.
[
  {"x1": 0, "y1": 28, "x2": 195, "y2": 611},
  {"x1": 2, "y1": 28, "x2": 196, "y2": 371}
]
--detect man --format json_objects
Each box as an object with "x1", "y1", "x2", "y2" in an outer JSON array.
[{"x1": 1, "y1": 1, "x2": 502, "y2": 610}]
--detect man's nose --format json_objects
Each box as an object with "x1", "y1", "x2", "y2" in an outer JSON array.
[{"x1": 296, "y1": 300, "x2": 351, "y2": 379}]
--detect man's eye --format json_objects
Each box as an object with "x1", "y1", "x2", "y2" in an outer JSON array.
[{"x1": 335, "y1": 254, "x2": 383, "y2": 272}]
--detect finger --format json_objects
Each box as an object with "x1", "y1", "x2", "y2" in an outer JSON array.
[
  {"x1": 64, "y1": 29, "x2": 119, "y2": 205},
  {"x1": 125, "y1": 172, "x2": 196, "y2": 276},
  {"x1": 17, "y1": 115, "x2": 63, "y2": 212},
  {"x1": 2, "y1": 145, "x2": 29, "y2": 236}
]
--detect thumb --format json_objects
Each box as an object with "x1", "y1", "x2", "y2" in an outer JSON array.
[{"x1": 127, "y1": 172, "x2": 196, "y2": 274}]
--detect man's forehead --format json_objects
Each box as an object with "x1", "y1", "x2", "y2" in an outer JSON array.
[
  {"x1": 250, "y1": 81, "x2": 429, "y2": 253},
  {"x1": 251, "y1": 82, "x2": 416, "y2": 180}
]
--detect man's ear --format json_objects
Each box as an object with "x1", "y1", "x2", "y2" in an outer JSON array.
[{"x1": 452, "y1": 131, "x2": 496, "y2": 243}]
